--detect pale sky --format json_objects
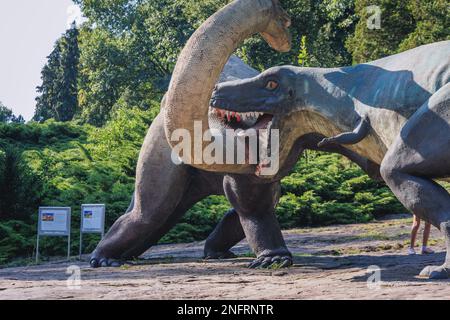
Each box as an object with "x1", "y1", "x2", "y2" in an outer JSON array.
[{"x1": 0, "y1": 0, "x2": 85, "y2": 121}]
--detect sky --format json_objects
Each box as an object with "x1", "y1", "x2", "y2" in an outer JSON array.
[{"x1": 0, "y1": 0, "x2": 85, "y2": 121}]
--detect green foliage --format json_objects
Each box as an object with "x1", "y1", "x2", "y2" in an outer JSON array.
[
  {"x1": 75, "y1": 0, "x2": 193, "y2": 125},
  {"x1": 398, "y1": 0, "x2": 450, "y2": 51},
  {"x1": 0, "y1": 220, "x2": 34, "y2": 264},
  {"x1": 276, "y1": 153, "x2": 403, "y2": 229},
  {"x1": 346, "y1": 0, "x2": 449, "y2": 64},
  {"x1": 0, "y1": 108, "x2": 156, "y2": 263},
  {"x1": 297, "y1": 36, "x2": 310, "y2": 67},
  {"x1": 34, "y1": 23, "x2": 80, "y2": 122}
]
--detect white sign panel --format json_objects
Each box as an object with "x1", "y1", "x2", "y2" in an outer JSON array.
[
  {"x1": 38, "y1": 207, "x2": 71, "y2": 236},
  {"x1": 81, "y1": 204, "x2": 105, "y2": 233}
]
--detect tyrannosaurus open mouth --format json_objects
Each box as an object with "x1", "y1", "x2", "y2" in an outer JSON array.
[
  {"x1": 208, "y1": 101, "x2": 276, "y2": 176},
  {"x1": 208, "y1": 104, "x2": 274, "y2": 134}
]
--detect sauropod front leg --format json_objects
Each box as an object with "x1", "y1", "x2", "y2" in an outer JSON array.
[
  {"x1": 380, "y1": 83, "x2": 450, "y2": 279},
  {"x1": 91, "y1": 114, "x2": 193, "y2": 267},
  {"x1": 223, "y1": 175, "x2": 292, "y2": 269}
]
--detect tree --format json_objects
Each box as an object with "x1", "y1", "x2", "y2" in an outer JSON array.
[
  {"x1": 34, "y1": 23, "x2": 80, "y2": 122},
  {"x1": 0, "y1": 102, "x2": 13, "y2": 123},
  {"x1": 0, "y1": 101, "x2": 25, "y2": 124},
  {"x1": 76, "y1": 0, "x2": 194, "y2": 126},
  {"x1": 398, "y1": 0, "x2": 450, "y2": 51},
  {"x1": 346, "y1": 0, "x2": 449, "y2": 64}
]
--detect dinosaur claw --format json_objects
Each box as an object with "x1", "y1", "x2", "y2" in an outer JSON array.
[
  {"x1": 248, "y1": 255, "x2": 292, "y2": 269},
  {"x1": 99, "y1": 258, "x2": 109, "y2": 267},
  {"x1": 91, "y1": 258, "x2": 122, "y2": 268},
  {"x1": 280, "y1": 257, "x2": 293, "y2": 268},
  {"x1": 90, "y1": 258, "x2": 99, "y2": 268},
  {"x1": 259, "y1": 258, "x2": 273, "y2": 269},
  {"x1": 248, "y1": 258, "x2": 263, "y2": 269}
]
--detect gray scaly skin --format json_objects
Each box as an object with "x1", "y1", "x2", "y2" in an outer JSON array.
[{"x1": 210, "y1": 40, "x2": 450, "y2": 278}]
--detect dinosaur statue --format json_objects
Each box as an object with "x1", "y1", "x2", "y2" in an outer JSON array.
[
  {"x1": 208, "y1": 40, "x2": 450, "y2": 279},
  {"x1": 89, "y1": 0, "x2": 293, "y2": 268},
  {"x1": 89, "y1": 0, "x2": 381, "y2": 269}
]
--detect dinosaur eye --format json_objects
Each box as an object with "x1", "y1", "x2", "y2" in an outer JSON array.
[{"x1": 266, "y1": 80, "x2": 279, "y2": 91}]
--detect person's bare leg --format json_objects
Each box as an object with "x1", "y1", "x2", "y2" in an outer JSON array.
[
  {"x1": 410, "y1": 215, "x2": 421, "y2": 254},
  {"x1": 421, "y1": 222, "x2": 435, "y2": 254}
]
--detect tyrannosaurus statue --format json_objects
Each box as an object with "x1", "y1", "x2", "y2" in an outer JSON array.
[
  {"x1": 208, "y1": 41, "x2": 450, "y2": 279},
  {"x1": 90, "y1": 0, "x2": 381, "y2": 269}
]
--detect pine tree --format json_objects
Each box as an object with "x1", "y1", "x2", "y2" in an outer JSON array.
[
  {"x1": 0, "y1": 101, "x2": 24, "y2": 123},
  {"x1": 34, "y1": 23, "x2": 80, "y2": 122},
  {"x1": 0, "y1": 101, "x2": 13, "y2": 123}
]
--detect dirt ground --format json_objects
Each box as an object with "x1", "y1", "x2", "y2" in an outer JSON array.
[{"x1": 1, "y1": 214, "x2": 449, "y2": 300}]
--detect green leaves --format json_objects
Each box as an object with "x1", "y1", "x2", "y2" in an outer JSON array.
[
  {"x1": 277, "y1": 152, "x2": 404, "y2": 228},
  {"x1": 345, "y1": 0, "x2": 449, "y2": 64}
]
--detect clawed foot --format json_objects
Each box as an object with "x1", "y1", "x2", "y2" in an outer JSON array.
[
  {"x1": 90, "y1": 257, "x2": 123, "y2": 268},
  {"x1": 419, "y1": 264, "x2": 449, "y2": 280},
  {"x1": 248, "y1": 255, "x2": 292, "y2": 269}
]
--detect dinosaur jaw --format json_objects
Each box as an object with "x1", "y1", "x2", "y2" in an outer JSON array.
[
  {"x1": 209, "y1": 106, "x2": 274, "y2": 132},
  {"x1": 209, "y1": 105, "x2": 276, "y2": 177}
]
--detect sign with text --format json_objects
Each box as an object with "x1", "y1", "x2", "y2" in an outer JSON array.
[
  {"x1": 38, "y1": 207, "x2": 71, "y2": 236},
  {"x1": 81, "y1": 204, "x2": 105, "y2": 234}
]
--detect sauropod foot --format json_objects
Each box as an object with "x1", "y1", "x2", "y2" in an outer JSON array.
[
  {"x1": 90, "y1": 257, "x2": 123, "y2": 268},
  {"x1": 248, "y1": 255, "x2": 293, "y2": 269},
  {"x1": 419, "y1": 264, "x2": 449, "y2": 280},
  {"x1": 204, "y1": 251, "x2": 237, "y2": 260}
]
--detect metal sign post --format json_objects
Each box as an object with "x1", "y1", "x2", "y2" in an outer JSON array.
[
  {"x1": 36, "y1": 207, "x2": 71, "y2": 263},
  {"x1": 79, "y1": 204, "x2": 105, "y2": 260}
]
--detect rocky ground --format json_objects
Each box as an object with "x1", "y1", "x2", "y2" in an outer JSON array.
[{"x1": 1, "y1": 214, "x2": 449, "y2": 300}]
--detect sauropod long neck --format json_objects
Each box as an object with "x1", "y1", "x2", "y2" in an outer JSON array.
[{"x1": 164, "y1": 0, "x2": 275, "y2": 173}]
